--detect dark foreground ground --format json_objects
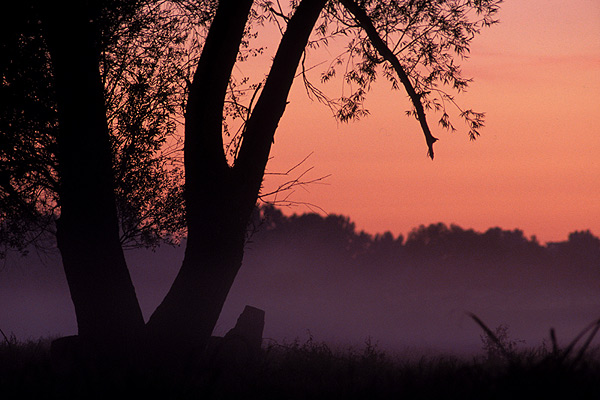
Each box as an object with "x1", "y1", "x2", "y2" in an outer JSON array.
[{"x1": 1, "y1": 334, "x2": 600, "y2": 400}]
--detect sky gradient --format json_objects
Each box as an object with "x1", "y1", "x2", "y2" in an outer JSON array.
[{"x1": 260, "y1": 0, "x2": 600, "y2": 244}]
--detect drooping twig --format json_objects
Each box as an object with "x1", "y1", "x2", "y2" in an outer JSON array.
[{"x1": 339, "y1": 0, "x2": 438, "y2": 159}]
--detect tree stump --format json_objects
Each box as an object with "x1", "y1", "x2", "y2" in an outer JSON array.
[{"x1": 210, "y1": 305, "x2": 265, "y2": 371}]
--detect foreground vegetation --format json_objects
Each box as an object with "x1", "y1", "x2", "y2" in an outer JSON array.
[{"x1": 1, "y1": 325, "x2": 599, "y2": 400}]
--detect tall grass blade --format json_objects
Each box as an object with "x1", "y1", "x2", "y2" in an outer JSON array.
[
  {"x1": 0, "y1": 328, "x2": 11, "y2": 347},
  {"x1": 550, "y1": 328, "x2": 559, "y2": 357},
  {"x1": 559, "y1": 317, "x2": 600, "y2": 363},
  {"x1": 571, "y1": 318, "x2": 600, "y2": 366},
  {"x1": 468, "y1": 312, "x2": 514, "y2": 362}
]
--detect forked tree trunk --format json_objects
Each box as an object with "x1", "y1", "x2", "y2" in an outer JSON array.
[
  {"x1": 145, "y1": 208, "x2": 249, "y2": 360},
  {"x1": 146, "y1": 0, "x2": 328, "y2": 359},
  {"x1": 43, "y1": 4, "x2": 145, "y2": 356},
  {"x1": 145, "y1": 0, "x2": 255, "y2": 358}
]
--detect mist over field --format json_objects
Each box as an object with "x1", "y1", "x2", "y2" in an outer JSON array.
[{"x1": 2, "y1": 207, "x2": 599, "y2": 356}]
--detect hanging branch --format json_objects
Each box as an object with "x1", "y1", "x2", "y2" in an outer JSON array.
[{"x1": 339, "y1": 0, "x2": 438, "y2": 159}]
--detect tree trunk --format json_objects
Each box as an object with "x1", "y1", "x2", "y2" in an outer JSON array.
[
  {"x1": 145, "y1": 208, "x2": 248, "y2": 359},
  {"x1": 146, "y1": 0, "x2": 328, "y2": 361},
  {"x1": 43, "y1": 4, "x2": 145, "y2": 355},
  {"x1": 145, "y1": 0, "x2": 254, "y2": 359}
]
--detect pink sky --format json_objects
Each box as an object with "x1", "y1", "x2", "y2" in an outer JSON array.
[{"x1": 257, "y1": 0, "x2": 600, "y2": 244}]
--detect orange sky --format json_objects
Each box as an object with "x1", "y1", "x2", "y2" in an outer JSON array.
[{"x1": 255, "y1": 0, "x2": 600, "y2": 244}]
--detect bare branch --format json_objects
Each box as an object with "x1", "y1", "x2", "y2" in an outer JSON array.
[{"x1": 260, "y1": 153, "x2": 330, "y2": 208}]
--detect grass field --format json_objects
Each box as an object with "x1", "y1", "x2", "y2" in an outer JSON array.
[{"x1": 1, "y1": 319, "x2": 600, "y2": 400}]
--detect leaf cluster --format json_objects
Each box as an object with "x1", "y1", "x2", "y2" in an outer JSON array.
[
  {"x1": 100, "y1": 1, "x2": 213, "y2": 248},
  {"x1": 0, "y1": 1, "x2": 213, "y2": 255},
  {"x1": 305, "y1": 0, "x2": 501, "y2": 140},
  {"x1": 0, "y1": 3, "x2": 59, "y2": 256}
]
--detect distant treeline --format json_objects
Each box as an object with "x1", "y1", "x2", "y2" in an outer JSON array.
[{"x1": 248, "y1": 205, "x2": 600, "y2": 271}]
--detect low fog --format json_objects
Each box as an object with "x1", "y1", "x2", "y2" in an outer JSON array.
[{"x1": 2, "y1": 207, "x2": 599, "y2": 356}]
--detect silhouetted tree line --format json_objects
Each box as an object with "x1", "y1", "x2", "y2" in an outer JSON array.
[{"x1": 250, "y1": 205, "x2": 600, "y2": 273}]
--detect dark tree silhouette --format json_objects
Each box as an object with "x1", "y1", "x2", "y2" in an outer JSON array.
[
  {"x1": 0, "y1": 1, "x2": 204, "y2": 256},
  {"x1": 252, "y1": 206, "x2": 599, "y2": 275},
  {"x1": 1, "y1": 0, "x2": 501, "y2": 367}
]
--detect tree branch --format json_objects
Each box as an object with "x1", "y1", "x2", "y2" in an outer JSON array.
[
  {"x1": 339, "y1": 0, "x2": 438, "y2": 159},
  {"x1": 233, "y1": 0, "x2": 328, "y2": 205},
  {"x1": 184, "y1": 0, "x2": 253, "y2": 183}
]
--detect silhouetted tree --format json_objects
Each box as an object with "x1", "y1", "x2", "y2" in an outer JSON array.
[
  {"x1": 250, "y1": 208, "x2": 599, "y2": 279},
  {"x1": 1, "y1": 0, "x2": 501, "y2": 366},
  {"x1": 550, "y1": 230, "x2": 600, "y2": 268}
]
